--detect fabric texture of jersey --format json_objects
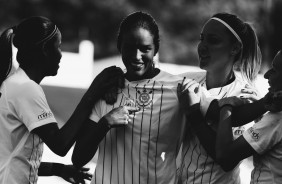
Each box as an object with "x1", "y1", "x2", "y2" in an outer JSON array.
[
  {"x1": 89, "y1": 70, "x2": 186, "y2": 184},
  {"x1": 178, "y1": 71, "x2": 255, "y2": 184},
  {"x1": 243, "y1": 111, "x2": 282, "y2": 183},
  {"x1": 0, "y1": 68, "x2": 56, "y2": 184}
]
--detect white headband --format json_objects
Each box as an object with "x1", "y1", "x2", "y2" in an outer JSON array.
[
  {"x1": 210, "y1": 17, "x2": 242, "y2": 45},
  {"x1": 35, "y1": 25, "x2": 58, "y2": 45}
]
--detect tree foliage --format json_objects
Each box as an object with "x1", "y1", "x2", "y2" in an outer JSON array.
[{"x1": 0, "y1": 0, "x2": 280, "y2": 70}]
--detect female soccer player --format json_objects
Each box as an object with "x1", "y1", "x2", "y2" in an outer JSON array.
[
  {"x1": 0, "y1": 16, "x2": 122, "y2": 184},
  {"x1": 216, "y1": 50, "x2": 282, "y2": 183},
  {"x1": 72, "y1": 11, "x2": 187, "y2": 184},
  {"x1": 177, "y1": 12, "x2": 262, "y2": 184}
]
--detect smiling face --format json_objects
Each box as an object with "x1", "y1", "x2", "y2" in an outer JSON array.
[
  {"x1": 120, "y1": 27, "x2": 156, "y2": 81},
  {"x1": 197, "y1": 20, "x2": 236, "y2": 73},
  {"x1": 264, "y1": 50, "x2": 282, "y2": 93}
]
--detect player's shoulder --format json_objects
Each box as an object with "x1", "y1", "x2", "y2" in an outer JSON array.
[
  {"x1": 7, "y1": 77, "x2": 43, "y2": 100},
  {"x1": 155, "y1": 70, "x2": 183, "y2": 82},
  {"x1": 178, "y1": 71, "x2": 206, "y2": 82}
]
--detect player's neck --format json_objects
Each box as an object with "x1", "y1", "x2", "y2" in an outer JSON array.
[{"x1": 206, "y1": 70, "x2": 234, "y2": 90}]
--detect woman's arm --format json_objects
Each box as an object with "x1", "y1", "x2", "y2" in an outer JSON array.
[
  {"x1": 71, "y1": 118, "x2": 110, "y2": 168},
  {"x1": 32, "y1": 66, "x2": 124, "y2": 156},
  {"x1": 72, "y1": 105, "x2": 139, "y2": 168},
  {"x1": 38, "y1": 162, "x2": 92, "y2": 183},
  {"x1": 215, "y1": 106, "x2": 256, "y2": 171},
  {"x1": 188, "y1": 106, "x2": 217, "y2": 160},
  {"x1": 206, "y1": 98, "x2": 267, "y2": 127},
  {"x1": 232, "y1": 98, "x2": 266, "y2": 126}
]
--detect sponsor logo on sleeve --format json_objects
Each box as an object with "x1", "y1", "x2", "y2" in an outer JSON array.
[
  {"x1": 234, "y1": 127, "x2": 245, "y2": 136},
  {"x1": 248, "y1": 127, "x2": 260, "y2": 141},
  {"x1": 38, "y1": 110, "x2": 53, "y2": 121}
]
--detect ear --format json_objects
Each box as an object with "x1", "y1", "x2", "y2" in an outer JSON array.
[{"x1": 230, "y1": 42, "x2": 241, "y2": 56}]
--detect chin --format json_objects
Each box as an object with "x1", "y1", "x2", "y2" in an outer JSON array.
[{"x1": 199, "y1": 63, "x2": 207, "y2": 70}]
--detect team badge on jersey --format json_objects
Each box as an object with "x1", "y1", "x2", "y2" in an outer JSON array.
[{"x1": 136, "y1": 89, "x2": 153, "y2": 110}]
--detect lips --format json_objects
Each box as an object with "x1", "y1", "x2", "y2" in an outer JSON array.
[{"x1": 131, "y1": 62, "x2": 144, "y2": 70}]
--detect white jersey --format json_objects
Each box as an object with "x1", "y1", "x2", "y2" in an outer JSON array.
[
  {"x1": 89, "y1": 70, "x2": 186, "y2": 184},
  {"x1": 0, "y1": 68, "x2": 56, "y2": 184},
  {"x1": 179, "y1": 71, "x2": 255, "y2": 184},
  {"x1": 243, "y1": 111, "x2": 282, "y2": 183}
]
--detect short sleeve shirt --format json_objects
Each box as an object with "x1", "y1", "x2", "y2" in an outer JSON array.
[
  {"x1": 179, "y1": 71, "x2": 256, "y2": 184},
  {"x1": 89, "y1": 70, "x2": 186, "y2": 184},
  {"x1": 243, "y1": 112, "x2": 282, "y2": 183},
  {"x1": 0, "y1": 68, "x2": 56, "y2": 184}
]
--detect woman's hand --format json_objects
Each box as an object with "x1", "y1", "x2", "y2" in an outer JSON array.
[
  {"x1": 58, "y1": 165, "x2": 92, "y2": 184},
  {"x1": 103, "y1": 106, "x2": 140, "y2": 128},
  {"x1": 86, "y1": 66, "x2": 125, "y2": 104},
  {"x1": 177, "y1": 78, "x2": 201, "y2": 114},
  {"x1": 240, "y1": 84, "x2": 260, "y2": 102}
]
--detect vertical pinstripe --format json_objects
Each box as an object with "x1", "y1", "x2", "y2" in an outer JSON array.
[
  {"x1": 109, "y1": 130, "x2": 113, "y2": 184},
  {"x1": 186, "y1": 144, "x2": 198, "y2": 184},
  {"x1": 147, "y1": 81, "x2": 155, "y2": 184},
  {"x1": 180, "y1": 73, "x2": 250, "y2": 184},
  {"x1": 200, "y1": 154, "x2": 209, "y2": 183},
  {"x1": 91, "y1": 72, "x2": 186, "y2": 184},
  {"x1": 208, "y1": 161, "x2": 215, "y2": 183},
  {"x1": 138, "y1": 84, "x2": 147, "y2": 184},
  {"x1": 192, "y1": 146, "x2": 202, "y2": 184},
  {"x1": 155, "y1": 84, "x2": 164, "y2": 184},
  {"x1": 102, "y1": 135, "x2": 107, "y2": 184},
  {"x1": 255, "y1": 164, "x2": 262, "y2": 183}
]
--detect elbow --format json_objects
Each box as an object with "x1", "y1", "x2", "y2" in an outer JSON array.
[
  {"x1": 71, "y1": 152, "x2": 87, "y2": 168},
  {"x1": 48, "y1": 145, "x2": 69, "y2": 157}
]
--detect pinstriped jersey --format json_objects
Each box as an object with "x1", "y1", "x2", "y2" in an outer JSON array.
[
  {"x1": 0, "y1": 68, "x2": 56, "y2": 184},
  {"x1": 243, "y1": 111, "x2": 282, "y2": 183},
  {"x1": 89, "y1": 70, "x2": 186, "y2": 184},
  {"x1": 179, "y1": 71, "x2": 255, "y2": 184}
]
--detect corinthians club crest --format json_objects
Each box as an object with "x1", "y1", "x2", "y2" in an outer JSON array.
[{"x1": 136, "y1": 89, "x2": 153, "y2": 109}]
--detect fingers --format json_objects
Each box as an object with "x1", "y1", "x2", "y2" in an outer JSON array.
[
  {"x1": 239, "y1": 94, "x2": 260, "y2": 102},
  {"x1": 124, "y1": 106, "x2": 140, "y2": 114},
  {"x1": 179, "y1": 79, "x2": 199, "y2": 95},
  {"x1": 80, "y1": 167, "x2": 90, "y2": 171},
  {"x1": 241, "y1": 87, "x2": 258, "y2": 96}
]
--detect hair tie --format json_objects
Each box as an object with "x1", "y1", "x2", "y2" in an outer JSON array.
[{"x1": 35, "y1": 25, "x2": 58, "y2": 45}]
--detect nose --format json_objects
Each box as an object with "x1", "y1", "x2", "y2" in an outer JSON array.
[
  {"x1": 135, "y1": 49, "x2": 142, "y2": 60},
  {"x1": 198, "y1": 42, "x2": 208, "y2": 56}
]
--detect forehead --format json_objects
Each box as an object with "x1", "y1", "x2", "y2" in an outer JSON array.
[
  {"x1": 273, "y1": 51, "x2": 282, "y2": 70},
  {"x1": 202, "y1": 19, "x2": 230, "y2": 36},
  {"x1": 122, "y1": 27, "x2": 154, "y2": 44}
]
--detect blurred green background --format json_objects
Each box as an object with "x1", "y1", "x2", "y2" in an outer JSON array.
[{"x1": 1, "y1": 0, "x2": 282, "y2": 73}]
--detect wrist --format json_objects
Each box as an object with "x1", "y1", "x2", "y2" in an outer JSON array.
[
  {"x1": 51, "y1": 163, "x2": 64, "y2": 176},
  {"x1": 100, "y1": 116, "x2": 111, "y2": 129}
]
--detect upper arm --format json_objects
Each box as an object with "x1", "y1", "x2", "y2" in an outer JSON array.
[
  {"x1": 13, "y1": 82, "x2": 57, "y2": 131},
  {"x1": 32, "y1": 123, "x2": 59, "y2": 147}
]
